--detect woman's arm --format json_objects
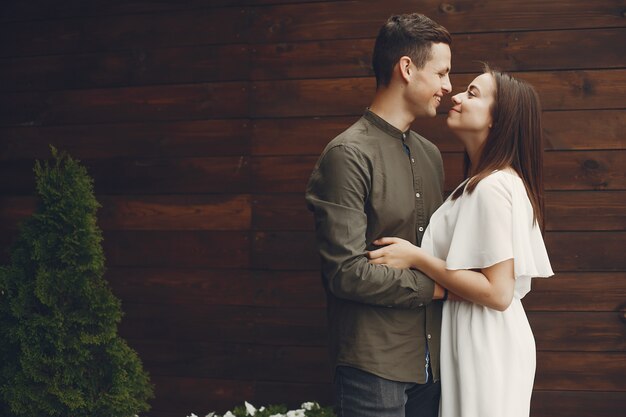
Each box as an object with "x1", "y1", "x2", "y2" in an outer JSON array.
[{"x1": 368, "y1": 237, "x2": 515, "y2": 311}]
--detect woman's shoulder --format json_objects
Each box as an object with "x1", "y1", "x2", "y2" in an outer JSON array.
[{"x1": 469, "y1": 169, "x2": 520, "y2": 198}]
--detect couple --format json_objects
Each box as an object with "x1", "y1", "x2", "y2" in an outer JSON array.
[{"x1": 305, "y1": 13, "x2": 554, "y2": 417}]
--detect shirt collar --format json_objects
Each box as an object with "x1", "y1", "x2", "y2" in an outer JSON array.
[{"x1": 363, "y1": 108, "x2": 409, "y2": 141}]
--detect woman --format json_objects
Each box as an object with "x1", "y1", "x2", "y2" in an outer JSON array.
[{"x1": 368, "y1": 67, "x2": 554, "y2": 417}]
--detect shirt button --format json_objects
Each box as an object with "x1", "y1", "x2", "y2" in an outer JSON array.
[
  {"x1": 427, "y1": 334, "x2": 432, "y2": 340},
  {"x1": 415, "y1": 192, "x2": 421, "y2": 198},
  {"x1": 411, "y1": 158, "x2": 415, "y2": 163},
  {"x1": 419, "y1": 227, "x2": 424, "y2": 232}
]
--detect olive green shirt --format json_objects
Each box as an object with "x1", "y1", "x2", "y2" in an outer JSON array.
[{"x1": 305, "y1": 109, "x2": 444, "y2": 383}]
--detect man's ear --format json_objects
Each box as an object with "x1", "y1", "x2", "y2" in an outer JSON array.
[{"x1": 398, "y1": 56, "x2": 413, "y2": 83}]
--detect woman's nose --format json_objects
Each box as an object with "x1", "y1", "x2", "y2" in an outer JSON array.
[{"x1": 451, "y1": 94, "x2": 462, "y2": 104}]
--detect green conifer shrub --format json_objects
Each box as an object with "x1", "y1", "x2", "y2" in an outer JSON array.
[{"x1": 0, "y1": 148, "x2": 153, "y2": 416}]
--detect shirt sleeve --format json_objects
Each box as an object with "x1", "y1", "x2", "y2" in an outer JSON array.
[{"x1": 305, "y1": 144, "x2": 435, "y2": 309}]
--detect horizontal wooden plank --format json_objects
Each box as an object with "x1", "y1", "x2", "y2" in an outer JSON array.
[
  {"x1": 545, "y1": 191, "x2": 626, "y2": 231},
  {"x1": 544, "y1": 151, "x2": 625, "y2": 191},
  {"x1": 149, "y1": 375, "x2": 255, "y2": 416},
  {"x1": 0, "y1": 1, "x2": 220, "y2": 22},
  {"x1": 524, "y1": 272, "x2": 626, "y2": 312},
  {"x1": 252, "y1": 230, "x2": 626, "y2": 271},
  {"x1": 147, "y1": 376, "x2": 333, "y2": 415},
  {"x1": 103, "y1": 231, "x2": 250, "y2": 268},
  {"x1": 252, "y1": 380, "x2": 334, "y2": 412},
  {"x1": 531, "y1": 391, "x2": 626, "y2": 417},
  {"x1": 0, "y1": 119, "x2": 251, "y2": 160},
  {"x1": 0, "y1": 0, "x2": 328, "y2": 22},
  {"x1": 545, "y1": 232, "x2": 626, "y2": 272},
  {"x1": 118, "y1": 303, "x2": 327, "y2": 346},
  {"x1": 251, "y1": 28, "x2": 626, "y2": 80},
  {"x1": 250, "y1": 151, "x2": 624, "y2": 195},
  {"x1": 0, "y1": 82, "x2": 249, "y2": 126},
  {"x1": 1, "y1": 230, "x2": 256, "y2": 269},
  {"x1": 542, "y1": 109, "x2": 626, "y2": 151},
  {"x1": 248, "y1": 0, "x2": 626, "y2": 43},
  {"x1": 0, "y1": 157, "x2": 251, "y2": 195},
  {"x1": 127, "y1": 339, "x2": 333, "y2": 383},
  {"x1": 251, "y1": 110, "x2": 626, "y2": 156},
  {"x1": 250, "y1": 70, "x2": 626, "y2": 118},
  {"x1": 0, "y1": 194, "x2": 252, "y2": 231},
  {"x1": 536, "y1": 351, "x2": 625, "y2": 391},
  {"x1": 100, "y1": 195, "x2": 252, "y2": 230},
  {"x1": 106, "y1": 268, "x2": 325, "y2": 308},
  {"x1": 529, "y1": 312, "x2": 626, "y2": 352},
  {"x1": 0, "y1": 8, "x2": 248, "y2": 58},
  {"x1": 0, "y1": 44, "x2": 250, "y2": 92},
  {"x1": 253, "y1": 193, "x2": 313, "y2": 231},
  {"x1": 252, "y1": 191, "x2": 626, "y2": 232}
]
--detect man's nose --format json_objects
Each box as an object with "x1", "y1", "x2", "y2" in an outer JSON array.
[{"x1": 442, "y1": 75, "x2": 452, "y2": 94}]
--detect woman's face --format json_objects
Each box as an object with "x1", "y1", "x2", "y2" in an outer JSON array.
[{"x1": 446, "y1": 72, "x2": 496, "y2": 138}]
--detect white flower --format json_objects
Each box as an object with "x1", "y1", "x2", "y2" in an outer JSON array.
[
  {"x1": 245, "y1": 401, "x2": 257, "y2": 416},
  {"x1": 224, "y1": 412, "x2": 236, "y2": 417},
  {"x1": 301, "y1": 402, "x2": 317, "y2": 410},
  {"x1": 269, "y1": 414, "x2": 285, "y2": 417},
  {"x1": 205, "y1": 413, "x2": 216, "y2": 417},
  {"x1": 259, "y1": 407, "x2": 265, "y2": 412},
  {"x1": 187, "y1": 414, "x2": 198, "y2": 417},
  {"x1": 286, "y1": 410, "x2": 306, "y2": 417}
]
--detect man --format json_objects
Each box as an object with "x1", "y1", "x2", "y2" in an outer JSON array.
[{"x1": 305, "y1": 13, "x2": 452, "y2": 417}]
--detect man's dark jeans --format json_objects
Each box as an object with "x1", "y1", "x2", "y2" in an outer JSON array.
[{"x1": 334, "y1": 366, "x2": 440, "y2": 417}]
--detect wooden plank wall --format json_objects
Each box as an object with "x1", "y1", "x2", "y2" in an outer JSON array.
[{"x1": 0, "y1": 1, "x2": 625, "y2": 416}]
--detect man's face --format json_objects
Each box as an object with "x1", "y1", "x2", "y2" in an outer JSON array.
[{"x1": 405, "y1": 42, "x2": 452, "y2": 118}]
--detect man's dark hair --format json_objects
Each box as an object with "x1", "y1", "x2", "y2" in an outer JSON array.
[{"x1": 372, "y1": 13, "x2": 452, "y2": 88}]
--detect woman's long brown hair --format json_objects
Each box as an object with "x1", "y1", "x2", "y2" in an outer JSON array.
[{"x1": 451, "y1": 67, "x2": 545, "y2": 229}]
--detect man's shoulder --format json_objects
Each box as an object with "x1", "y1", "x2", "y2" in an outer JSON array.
[{"x1": 326, "y1": 117, "x2": 371, "y2": 148}]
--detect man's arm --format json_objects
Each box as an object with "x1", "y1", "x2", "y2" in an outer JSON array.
[{"x1": 305, "y1": 144, "x2": 436, "y2": 309}]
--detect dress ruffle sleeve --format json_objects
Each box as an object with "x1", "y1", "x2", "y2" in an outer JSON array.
[{"x1": 445, "y1": 172, "x2": 553, "y2": 298}]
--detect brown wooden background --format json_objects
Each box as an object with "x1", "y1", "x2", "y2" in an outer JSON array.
[{"x1": 0, "y1": 1, "x2": 625, "y2": 416}]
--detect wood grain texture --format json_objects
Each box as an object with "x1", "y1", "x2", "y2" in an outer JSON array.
[
  {"x1": 106, "y1": 268, "x2": 325, "y2": 308},
  {"x1": 250, "y1": 28, "x2": 626, "y2": 80},
  {"x1": 0, "y1": 8, "x2": 248, "y2": 57},
  {"x1": 524, "y1": 272, "x2": 626, "y2": 312},
  {"x1": 0, "y1": 82, "x2": 249, "y2": 126},
  {"x1": 248, "y1": 0, "x2": 626, "y2": 43},
  {"x1": 103, "y1": 231, "x2": 251, "y2": 268},
  {"x1": 535, "y1": 351, "x2": 626, "y2": 391},
  {"x1": 0, "y1": 44, "x2": 250, "y2": 92},
  {"x1": 0, "y1": 119, "x2": 251, "y2": 160},
  {"x1": 531, "y1": 391, "x2": 626, "y2": 417}
]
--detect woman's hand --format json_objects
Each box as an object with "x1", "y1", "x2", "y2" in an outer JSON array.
[{"x1": 367, "y1": 237, "x2": 422, "y2": 269}]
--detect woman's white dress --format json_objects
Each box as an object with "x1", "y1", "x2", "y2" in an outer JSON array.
[{"x1": 421, "y1": 170, "x2": 554, "y2": 417}]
